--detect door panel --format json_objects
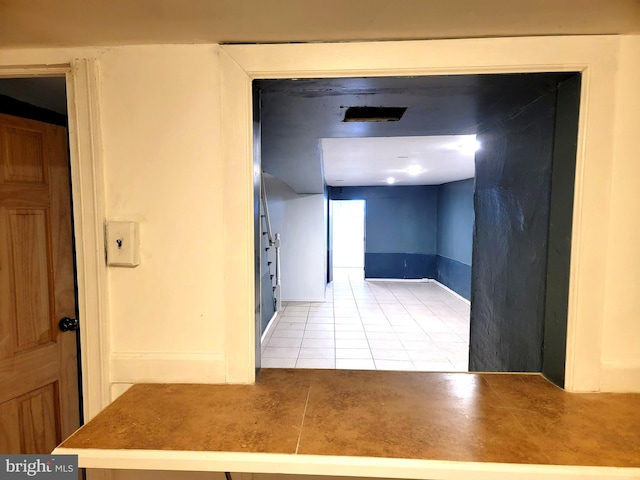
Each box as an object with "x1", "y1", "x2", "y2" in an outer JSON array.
[
  {"x1": 9, "y1": 208, "x2": 54, "y2": 350},
  {"x1": 18, "y1": 382, "x2": 60, "y2": 454},
  {"x1": 2, "y1": 126, "x2": 47, "y2": 184},
  {"x1": 0, "y1": 113, "x2": 79, "y2": 454}
]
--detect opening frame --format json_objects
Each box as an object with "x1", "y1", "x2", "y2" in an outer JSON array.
[{"x1": 220, "y1": 36, "x2": 619, "y2": 391}]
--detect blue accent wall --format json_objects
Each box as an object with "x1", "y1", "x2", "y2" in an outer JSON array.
[
  {"x1": 329, "y1": 182, "x2": 475, "y2": 291},
  {"x1": 435, "y1": 256, "x2": 471, "y2": 299},
  {"x1": 329, "y1": 185, "x2": 474, "y2": 288},
  {"x1": 330, "y1": 186, "x2": 438, "y2": 279},
  {"x1": 435, "y1": 178, "x2": 475, "y2": 299},
  {"x1": 365, "y1": 253, "x2": 436, "y2": 279},
  {"x1": 437, "y1": 179, "x2": 474, "y2": 265}
]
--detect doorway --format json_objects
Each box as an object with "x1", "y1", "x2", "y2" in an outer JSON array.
[
  {"x1": 254, "y1": 72, "x2": 580, "y2": 384},
  {"x1": 219, "y1": 38, "x2": 618, "y2": 390},
  {"x1": 332, "y1": 199, "x2": 365, "y2": 271},
  {"x1": 0, "y1": 77, "x2": 82, "y2": 454}
]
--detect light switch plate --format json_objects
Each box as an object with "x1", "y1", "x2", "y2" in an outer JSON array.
[{"x1": 106, "y1": 221, "x2": 140, "y2": 267}]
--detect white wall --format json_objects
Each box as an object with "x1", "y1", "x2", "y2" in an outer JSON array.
[
  {"x1": 1, "y1": 34, "x2": 639, "y2": 403},
  {"x1": 265, "y1": 175, "x2": 326, "y2": 302},
  {"x1": 600, "y1": 35, "x2": 640, "y2": 391},
  {"x1": 219, "y1": 36, "x2": 640, "y2": 392},
  {"x1": 2, "y1": 45, "x2": 228, "y2": 400},
  {"x1": 99, "y1": 46, "x2": 226, "y2": 385}
]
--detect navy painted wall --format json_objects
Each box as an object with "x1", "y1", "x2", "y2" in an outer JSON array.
[
  {"x1": 469, "y1": 89, "x2": 557, "y2": 373},
  {"x1": 437, "y1": 179, "x2": 474, "y2": 264},
  {"x1": 436, "y1": 178, "x2": 475, "y2": 300},
  {"x1": 542, "y1": 75, "x2": 581, "y2": 387},
  {"x1": 330, "y1": 186, "x2": 438, "y2": 279}
]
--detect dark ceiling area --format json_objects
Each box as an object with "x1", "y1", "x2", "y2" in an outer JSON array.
[
  {"x1": 0, "y1": 77, "x2": 68, "y2": 127},
  {"x1": 0, "y1": 77, "x2": 67, "y2": 115},
  {"x1": 257, "y1": 73, "x2": 577, "y2": 194}
]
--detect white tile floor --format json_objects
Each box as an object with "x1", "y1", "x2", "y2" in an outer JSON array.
[{"x1": 261, "y1": 268, "x2": 470, "y2": 371}]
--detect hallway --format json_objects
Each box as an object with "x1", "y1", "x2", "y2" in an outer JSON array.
[{"x1": 261, "y1": 268, "x2": 470, "y2": 371}]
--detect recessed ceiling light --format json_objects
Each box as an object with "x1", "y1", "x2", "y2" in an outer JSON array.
[
  {"x1": 406, "y1": 165, "x2": 423, "y2": 176},
  {"x1": 386, "y1": 177, "x2": 396, "y2": 185}
]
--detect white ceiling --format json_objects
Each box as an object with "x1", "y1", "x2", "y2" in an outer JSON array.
[{"x1": 321, "y1": 135, "x2": 477, "y2": 187}]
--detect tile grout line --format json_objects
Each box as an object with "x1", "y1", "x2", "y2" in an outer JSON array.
[
  {"x1": 295, "y1": 386, "x2": 312, "y2": 454},
  {"x1": 485, "y1": 375, "x2": 557, "y2": 465},
  {"x1": 351, "y1": 269, "x2": 374, "y2": 369},
  {"x1": 296, "y1": 306, "x2": 310, "y2": 367}
]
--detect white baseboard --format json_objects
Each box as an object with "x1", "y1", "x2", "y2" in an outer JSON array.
[
  {"x1": 365, "y1": 277, "x2": 430, "y2": 283},
  {"x1": 430, "y1": 279, "x2": 471, "y2": 305},
  {"x1": 599, "y1": 363, "x2": 640, "y2": 392},
  {"x1": 110, "y1": 352, "x2": 225, "y2": 384},
  {"x1": 261, "y1": 311, "x2": 279, "y2": 343},
  {"x1": 110, "y1": 383, "x2": 134, "y2": 401},
  {"x1": 365, "y1": 277, "x2": 471, "y2": 305}
]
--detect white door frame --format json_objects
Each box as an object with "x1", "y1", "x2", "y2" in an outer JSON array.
[
  {"x1": 220, "y1": 36, "x2": 619, "y2": 392},
  {"x1": 0, "y1": 61, "x2": 110, "y2": 421}
]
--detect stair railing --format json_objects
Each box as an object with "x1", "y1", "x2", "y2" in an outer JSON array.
[{"x1": 260, "y1": 172, "x2": 282, "y2": 311}]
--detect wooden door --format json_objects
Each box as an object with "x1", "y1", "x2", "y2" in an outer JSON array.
[{"x1": 0, "y1": 113, "x2": 79, "y2": 453}]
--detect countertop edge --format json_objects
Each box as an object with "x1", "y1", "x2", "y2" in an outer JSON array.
[{"x1": 52, "y1": 447, "x2": 640, "y2": 479}]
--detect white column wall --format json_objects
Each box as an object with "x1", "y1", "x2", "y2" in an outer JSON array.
[
  {"x1": 600, "y1": 35, "x2": 640, "y2": 390},
  {"x1": 265, "y1": 175, "x2": 327, "y2": 302}
]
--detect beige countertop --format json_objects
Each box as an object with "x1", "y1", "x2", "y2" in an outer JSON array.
[{"x1": 54, "y1": 369, "x2": 640, "y2": 479}]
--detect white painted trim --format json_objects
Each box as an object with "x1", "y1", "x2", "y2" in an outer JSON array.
[
  {"x1": 0, "y1": 64, "x2": 71, "y2": 77},
  {"x1": 364, "y1": 277, "x2": 471, "y2": 305},
  {"x1": 67, "y1": 59, "x2": 111, "y2": 420},
  {"x1": 365, "y1": 277, "x2": 430, "y2": 283},
  {"x1": 53, "y1": 447, "x2": 640, "y2": 480},
  {"x1": 431, "y1": 280, "x2": 471, "y2": 306},
  {"x1": 0, "y1": 61, "x2": 110, "y2": 422},
  {"x1": 220, "y1": 48, "x2": 257, "y2": 384},
  {"x1": 220, "y1": 36, "x2": 620, "y2": 391},
  {"x1": 110, "y1": 383, "x2": 134, "y2": 401},
  {"x1": 260, "y1": 311, "x2": 279, "y2": 343},
  {"x1": 110, "y1": 352, "x2": 225, "y2": 384},
  {"x1": 599, "y1": 363, "x2": 640, "y2": 392}
]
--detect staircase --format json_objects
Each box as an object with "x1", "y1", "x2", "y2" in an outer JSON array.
[{"x1": 259, "y1": 172, "x2": 281, "y2": 336}]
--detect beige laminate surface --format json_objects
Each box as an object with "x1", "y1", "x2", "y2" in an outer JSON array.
[{"x1": 60, "y1": 370, "x2": 640, "y2": 468}]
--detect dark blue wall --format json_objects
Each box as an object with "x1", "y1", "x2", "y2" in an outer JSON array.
[
  {"x1": 329, "y1": 183, "x2": 476, "y2": 289},
  {"x1": 469, "y1": 89, "x2": 557, "y2": 373},
  {"x1": 435, "y1": 178, "x2": 475, "y2": 300},
  {"x1": 330, "y1": 186, "x2": 438, "y2": 279}
]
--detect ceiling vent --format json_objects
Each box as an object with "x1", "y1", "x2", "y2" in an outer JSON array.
[{"x1": 343, "y1": 106, "x2": 407, "y2": 122}]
